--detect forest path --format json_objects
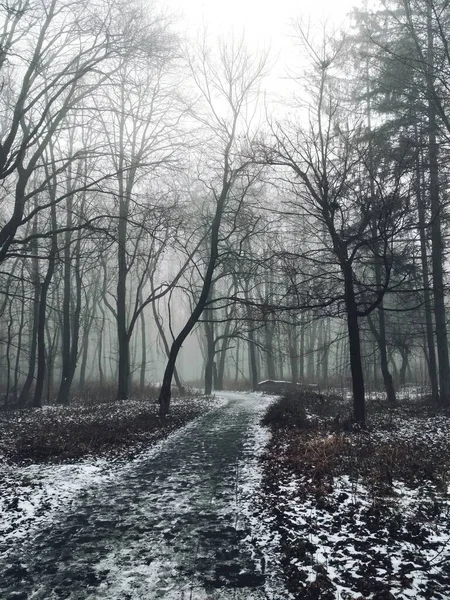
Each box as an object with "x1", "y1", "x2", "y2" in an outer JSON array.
[{"x1": 1, "y1": 392, "x2": 280, "y2": 600}]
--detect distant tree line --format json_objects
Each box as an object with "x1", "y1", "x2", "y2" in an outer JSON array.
[{"x1": 0, "y1": 0, "x2": 449, "y2": 426}]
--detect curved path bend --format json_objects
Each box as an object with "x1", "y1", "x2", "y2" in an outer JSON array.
[{"x1": 1, "y1": 392, "x2": 281, "y2": 600}]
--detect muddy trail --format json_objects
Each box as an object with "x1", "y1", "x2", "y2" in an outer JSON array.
[{"x1": 1, "y1": 393, "x2": 282, "y2": 600}]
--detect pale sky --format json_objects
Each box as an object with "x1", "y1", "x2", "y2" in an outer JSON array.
[
  {"x1": 163, "y1": 0, "x2": 361, "y2": 43},
  {"x1": 161, "y1": 0, "x2": 362, "y2": 93}
]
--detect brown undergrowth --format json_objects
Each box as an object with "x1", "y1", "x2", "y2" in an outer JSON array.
[
  {"x1": 261, "y1": 391, "x2": 450, "y2": 599},
  {"x1": 0, "y1": 391, "x2": 212, "y2": 464}
]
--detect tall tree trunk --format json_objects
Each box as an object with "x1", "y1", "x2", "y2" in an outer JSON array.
[
  {"x1": 33, "y1": 201, "x2": 57, "y2": 408},
  {"x1": 13, "y1": 273, "x2": 26, "y2": 402},
  {"x1": 204, "y1": 284, "x2": 215, "y2": 395},
  {"x1": 277, "y1": 327, "x2": 284, "y2": 380},
  {"x1": 427, "y1": 3, "x2": 450, "y2": 404},
  {"x1": 245, "y1": 287, "x2": 258, "y2": 390},
  {"x1": 307, "y1": 320, "x2": 316, "y2": 382},
  {"x1": 204, "y1": 320, "x2": 215, "y2": 395},
  {"x1": 79, "y1": 332, "x2": 90, "y2": 392},
  {"x1": 57, "y1": 225, "x2": 82, "y2": 405},
  {"x1": 343, "y1": 263, "x2": 365, "y2": 426},
  {"x1": 5, "y1": 299, "x2": 14, "y2": 403},
  {"x1": 57, "y1": 191, "x2": 73, "y2": 404},
  {"x1": 234, "y1": 338, "x2": 240, "y2": 383},
  {"x1": 299, "y1": 311, "x2": 305, "y2": 380},
  {"x1": 139, "y1": 300, "x2": 146, "y2": 390},
  {"x1": 97, "y1": 305, "x2": 105, "y2": 387},
  {"x1": 288, "y1": 320, "x2": 298, "y2": 383},
  {"x1": 45, "y1": 321, "x2": 58, "y2": 404},
  {"x1": 317, "y1": 319, "x2": 323, "y2": 385},
  {"x1": 117, "y1": 198, "x2": 130, "y2": 400},
  {"x1": 19, "y1": 223, "x2": 40, "y2": 406},
  {"x1": 322, "y1": 318, "x2": 330, "y2": 385},
  {"x1": 264, "y1": 318, "x2": 276, "y2": 379},
  {"x1": 158, "y1": 171, "x2": 232, "y2": 415},
  {"x1": 417, "y1": 140, "x2": 439, "y2": 401}
]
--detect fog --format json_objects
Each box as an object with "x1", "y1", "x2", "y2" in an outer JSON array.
[{"x1": 0, "y1": 0, "x2": 446, "y2": 421}]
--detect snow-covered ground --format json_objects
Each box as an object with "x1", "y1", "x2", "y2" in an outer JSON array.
[
  {"x1": 273, "y1": 471, "x2": 450, "y2": 599},
  {"x1": 262, "y1": 395, "x2": 450, "y2": 600},
  {"x1": 0, "y1": 395, "x2": 222, "y2": 556},
  {"x1": 7, "y1": 389, "x2": 446, "y2": 599},
  {"x1": 0, "y1": 392, "x2": 285, "y2": 599},
  {"x1": 0, "y1": 459, "x2": 113, "y2": 552}
]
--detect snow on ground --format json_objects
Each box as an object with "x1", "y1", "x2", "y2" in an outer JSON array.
[
  {"x1": 0, "y1": 392, "x2": 285, "y2": 600},
  {"x1": 236, "y1": 393, "x2": 292, "y2": 599},
  {"x1": 273, "y1": 471, "x2": 450, "y2": 599},
  {"x1": 0, "y1": 395, "x2": 223, "y2": 563},
  {"x1": 0, "y1": 459, "x2": 113, "y2": 549},
  {"x1": 262, "y1": 393, "x2": 450, "y2": 599}
]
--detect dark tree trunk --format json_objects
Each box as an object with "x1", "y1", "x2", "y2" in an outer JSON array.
[
  {"x1": 33, "y1": 200, "x2": 57, "y2": 408},
  {"x1": 204, "y1": 320, "x2": 215, "y2": 395},
  {"x1": 288, "y1": 321, "x2": 298, "y2": 383},
  {"x1": 299, "y1": 311, "x2": 305, "y2": 380},
  {"x1": 248, "y1": 338, "x2": 258, "y2": 391},
  {"x1": 45, "y1": 321, "x2": 58, "y2": 404},
  {"x1": 19, "y1": 284, "x2": 39, "y2": 406},
  {"x1": 139, "y1": 301, "x2": 146, "y2": 390},
  {"x1": 158, "y1": 175, "x2": 231, "y2": 416},
  {"x1": 245, "y1": 286, "x2": 258, "y2": 390},
  {"x1": 117, "y1": 210, "x2": 130, "y2": 400},
  {"x1": 427, "y1": 3, "x2": 450, "y2": 404},
  {"x1": 322, "y1": 319, "x2": 330, "y2": 385},
  {"x1": 56, "y1": 194, "x2": 73, "y2": 405},
  {"x1": 98, "y1": 306, "x2": 105, "y2": 387},
  {"x1": 307, "y1": 320, "x2": 316, "y2": 382},
  {"x1": 277, "y1": 330, "x2": 284, "y2": 381},
  {"x1": 13, "y1": 274, "x2": 26, "y2": 402},
  {"x1": 19, "y1": 225, "x2": 40, "y2": 407},
  {"x1": 33, "y1": 256, "x2": 55, "y2": 407},
  {"x1": 343, "y1": 263, "x2": 365, "y2": 426},
  {"x1": 417, "y1": 145, "x2": 439, "y2": 402},
  {"x1": 234, "y1": 338, "x2": 240, "y2": 383},
  {"x1": 79, "y1": 332, "x2": 90, "y2": 392},
  {"x1": 5, "y1": 301, "x2": 13, "y2": 403},
  {"x1": 57, "y1": 232, "x2": 82, "y2": 405},
  {"x1": 264, "y1": 318, "x2": 276, "y2": 379}
]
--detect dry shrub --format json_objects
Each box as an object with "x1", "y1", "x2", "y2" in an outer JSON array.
[{"x1": 262, "y1": 395, "x2": 309, "y2": 429}]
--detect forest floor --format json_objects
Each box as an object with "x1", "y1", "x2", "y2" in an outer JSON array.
[
  {"x1": 0, "y1": 391, "x2": 285, "y2": 599},
  {"x1": 0, "y1": 392, "x2": 219, "y2": 564},
  {"x1": 2, "y1": 389, "x2": 449, "y2": 600},
  {"x1": 260, "y1": 390, "x2": 450, "y2": 600}
]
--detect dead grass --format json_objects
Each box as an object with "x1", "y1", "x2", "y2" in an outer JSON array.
[
  {"x1": 260, "y1": 390, "x2": 450, "y2": 599},
  {"x1": 0, "y1": 394, "x2": 213, "y2": 464}
]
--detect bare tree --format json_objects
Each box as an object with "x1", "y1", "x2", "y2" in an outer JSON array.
[
  {"x1": 258, "y1": 27, "x2": 413, "y2": 424},
  {"x1": 158, "y1": 36, "x2": 267, "y2": 415}
]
